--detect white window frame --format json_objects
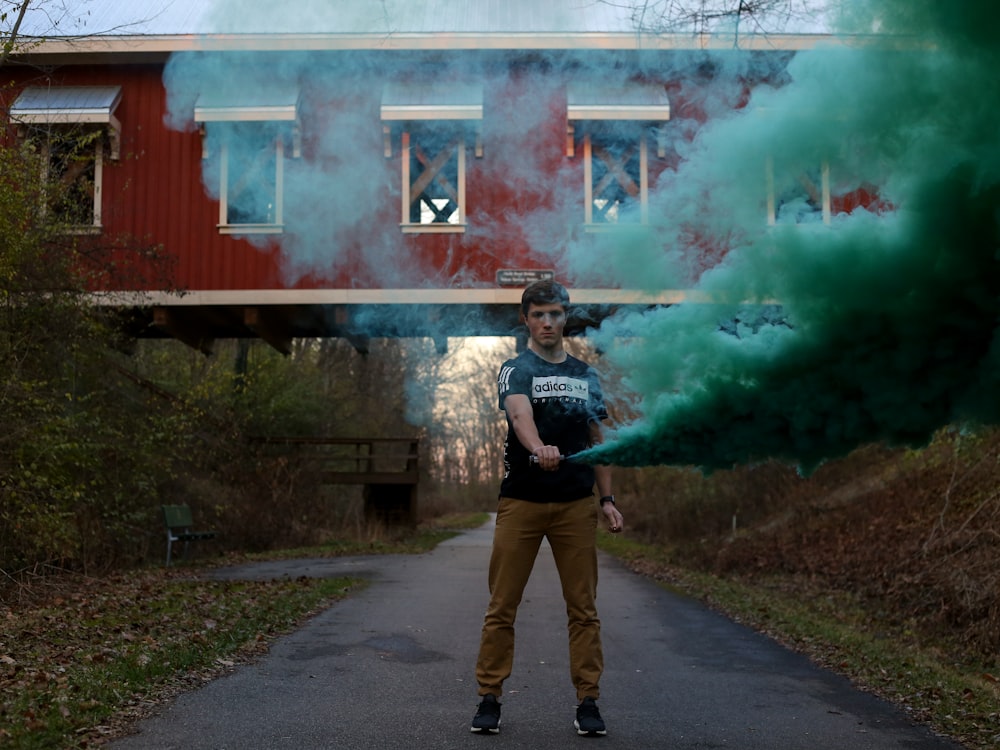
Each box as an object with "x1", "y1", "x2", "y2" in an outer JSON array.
[
  {"x1": 578, "y1": 128, "x2": 651, "y2": 228},
  {"x1": 397, "y1": 126, "x2": 470, "y2": 233},
  {"x1": 566, "y1": 82, "x2": 669, "y2": 232},
  {"x1": 194, "y1": 89, "x2": 299, "y2": 236},
  {"x1": 37, "y1": 130, "x2": 106, "y2": 233},
  {"x1": 215, "y1": 127, "x2": 286, "y2": 235},
  {"x1": 381, "y1": 83, "x2": 483, "y2": 234}
]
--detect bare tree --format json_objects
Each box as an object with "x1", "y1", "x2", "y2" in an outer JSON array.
[
  {"x1": 2, "y1": 0, "x2": 167, "y2": 68},
  {"x1": 600, "y1": 0, "x2": 829, "y2": 42}
]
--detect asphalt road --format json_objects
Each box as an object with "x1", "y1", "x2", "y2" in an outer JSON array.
[{"x1": 109, "y1": 516, "x2": 962, "y2": 750}]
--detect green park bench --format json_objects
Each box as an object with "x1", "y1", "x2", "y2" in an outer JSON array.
[{"x1": 161, "y1": 504, "x2": 216, "y2": 566}]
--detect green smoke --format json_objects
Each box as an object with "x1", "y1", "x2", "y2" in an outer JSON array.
[{"x1": 586, "y1": 0, "x2": 1000, "y2": 471}]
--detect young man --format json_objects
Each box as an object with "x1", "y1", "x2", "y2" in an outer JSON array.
[{"x1": 471, "y1": 279, "x2": 624, "y2": 737}]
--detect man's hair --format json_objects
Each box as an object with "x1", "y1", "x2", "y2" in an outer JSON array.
[{"x1": 521, "y1": 279, "x2": 570, "y2": 316}]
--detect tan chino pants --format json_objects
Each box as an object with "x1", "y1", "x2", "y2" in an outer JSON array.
[{"x1": 475, "y1": 496, "x2": 603, "y2": 702}]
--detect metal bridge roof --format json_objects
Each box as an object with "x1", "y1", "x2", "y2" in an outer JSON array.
[{"x1": 10, "y1": 0, "x2": 841, "y2": 53}]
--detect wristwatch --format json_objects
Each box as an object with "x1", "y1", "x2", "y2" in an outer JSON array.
[{"x1": 599, "y1": 495, "x2": 615, "y2": 506}]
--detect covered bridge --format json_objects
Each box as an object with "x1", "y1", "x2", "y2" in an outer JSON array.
[{"x1": 0, "y1": 0, "x2": 874, "y2": 354}]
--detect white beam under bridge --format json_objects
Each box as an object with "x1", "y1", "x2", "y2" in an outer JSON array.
[{"x1": 89, "y1": 288, "x2": 714, "y2": 355}]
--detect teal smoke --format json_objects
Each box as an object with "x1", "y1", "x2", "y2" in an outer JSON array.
[{"x1": 585, "y1": 0, "x2": 1000, "y2": 471}]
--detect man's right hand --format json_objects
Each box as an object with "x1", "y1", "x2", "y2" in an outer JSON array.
[{"x1": 532, "y1": 445, "x2": 562, "y2": 471}]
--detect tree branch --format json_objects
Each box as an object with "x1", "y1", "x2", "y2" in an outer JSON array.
[{"x1": 0, "y1": 0, "x2": 31, "y2": 68}]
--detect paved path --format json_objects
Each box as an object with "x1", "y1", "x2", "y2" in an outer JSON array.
[{"x1": 110, "y1": 517, "x2": 962, "y2": 749}]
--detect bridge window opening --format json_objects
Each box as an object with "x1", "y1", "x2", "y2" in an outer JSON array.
[
  {"x1": 8, "y1": 85, "x2": 123, "y2": 233},
  {"x1": 566, "y1": 82, "x2": 670, "y2": 231},
  {"x1": 766, "y1": 158, "x2": 831, "y2": 225},
  {"x1": 193, "y1": 86, "x2": 299, "y2": 236},
  {"x1": 217, "y1": 122, "x2": 284, "y2": 231},
  {"x1": 583, "y1": 128, "x2": 647, "y2": 225},
  {"x1": 39, "y1": 127, "x2": 104, "y2": 229},
  {"x1": 380, "y1": 81, "x2": 483, "y2": 234},
  {"x1": 405, "y1": 126, "x2": 465, "y2": 227}
]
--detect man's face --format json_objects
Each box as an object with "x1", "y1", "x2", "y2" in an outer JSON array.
[{"x1": 525, "y1": 302, "x2": 566, "y2": 349}]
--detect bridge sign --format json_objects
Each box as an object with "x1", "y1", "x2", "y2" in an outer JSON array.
[{"x1": 496, "y1": 269, "x2": 555, "y2": 287}]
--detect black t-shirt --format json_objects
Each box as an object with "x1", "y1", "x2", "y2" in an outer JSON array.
[{"x1": 497, "y1": 349, "x2": 608, "y2": 502}]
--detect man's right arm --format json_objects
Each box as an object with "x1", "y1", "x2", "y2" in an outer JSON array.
[{"x1": 504, "y1": 393, "x2": 561, "y2": 471}]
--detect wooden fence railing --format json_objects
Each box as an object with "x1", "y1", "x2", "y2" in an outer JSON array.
[{"x1": 249, "y1": 437, "x2": 420, "y2": 524}]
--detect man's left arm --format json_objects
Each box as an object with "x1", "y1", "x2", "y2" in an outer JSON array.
[{"x1": 589, "y1": 419, "x2": 623, "y2": 534}]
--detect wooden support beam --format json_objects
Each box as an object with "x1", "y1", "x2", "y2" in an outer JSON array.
[
  {"x1": 152, "y1": 307, "x2": 214, "y2": 355},
  {"x1": 243, "y1": 306, "x2": 292, "y2": 355}
]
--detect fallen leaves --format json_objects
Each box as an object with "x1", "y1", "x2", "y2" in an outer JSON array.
[{"x1": 0, "y1": 567, "x2": 358, "y2": 748}]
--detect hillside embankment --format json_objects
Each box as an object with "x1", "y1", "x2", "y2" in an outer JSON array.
[{"x1": 612, "y1": 428, "x2": 1000, "y2": 748}]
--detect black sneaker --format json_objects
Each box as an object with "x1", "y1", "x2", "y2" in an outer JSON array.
[
  {"x1": 471, "y1": 693, "x2": 501, "y2": 734},
  {"x1": 574, "y1": 697, "x2": 607, "y2": 736}
]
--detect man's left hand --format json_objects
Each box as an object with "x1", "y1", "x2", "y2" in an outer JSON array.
[{"x1": 602, "y1": 502, "x2": 623, "y2": 534}]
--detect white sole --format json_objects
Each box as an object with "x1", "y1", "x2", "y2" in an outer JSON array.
[
  {"x1": 574, "y1": 720, "x2": 607, "y2": 736},
  {"x1": 471, "y1": 724, "x2": 500, "y2": 734}
]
